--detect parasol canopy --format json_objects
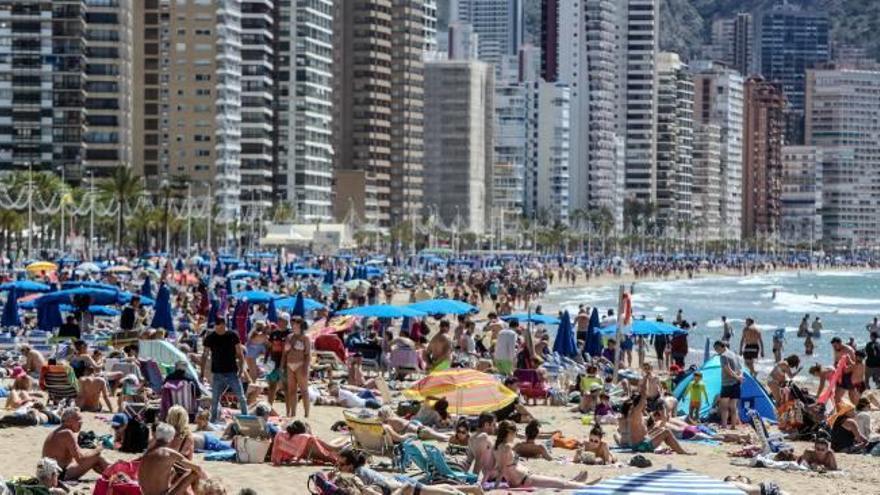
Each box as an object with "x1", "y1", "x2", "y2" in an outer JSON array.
[
  {"x1": 337, "y1": 304, "x2": 425, "y2": 319},
  {"x1": 26, "y1": 261, "x2": 58, "y2": 274},
  {"x1": 501, "y1": 313, "x2": 560, "y2": 325},
  {"x1": 406, "y1": 299, "x2": 478, "y2": 315},
  {"x1": 0, "y1": 281, "x2": 52, "y2": 293},
  {"x1": 403, "y1": 369, "x2": 517, "y2": 415}
]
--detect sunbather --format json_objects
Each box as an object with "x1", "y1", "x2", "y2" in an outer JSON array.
[
  {"x1": 575, "y1": 425, "x2": 615, "y2": 465},
  {"x1": 513, "y1": 420, "x2": 552, "y2": 460},
  {"x1": 377, "y1": 406, "x2": 451, "y2": 442},
  {"x1": 335, "y1": 448, "x2": 482, "y2": 495},
  {"x1": 138, "y1": 423, "x2": 206, "y2": 495},
  {"x1": 797, "y1": 433, "x2": 838, "y2": 472}
]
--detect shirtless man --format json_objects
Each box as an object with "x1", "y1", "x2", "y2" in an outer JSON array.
[
  {"x1": 41, "y1": 407, "x2": 109, "y2": 481},
  {"x1": 738, "y1": 318, "x2": 764, "y2": 376},
  {"x1": 76, "y1": 366, "x2": 114, "y2": 412},
  {"x1": 485, "y1": 313, "x2": 503, "y2": 341},
  {"x1": 282, "y1": 316, "x2": 311, "y2": 417},
  {"x1": 425, "y1": 320, "x2": 453, "y2": 372},
  {"x1": 831, "y1": 336, "x2": 857, "y2": 403},
  {"x1": 138, "y1": 423, "x2": 205, "y2": 495},
  {"x1": 20, "y1": 344, "x2": 46, "y2": 379},
  {"x1": 465, "y1": 412, "x2": 497, "y2": 480},
  {"x1": 575, "y1": 307, "x2": 590, "y2": 342},
  {"x1": 619, "y1": 381, "x2": 692, "y2": 455},
  {"x1": 798, "y1": 434, "x2": 838, "y2": 472}
]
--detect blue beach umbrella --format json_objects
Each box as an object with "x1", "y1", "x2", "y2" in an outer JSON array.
[
  {"x1": 586, "y1": 308, "x2": 603, "y2": 357},
  {"x1": 291, "y1": 292, "x2": 306, "y2": 318},
  {"x1": 2, "y1": 289, "x2": 20, "y2": 327},
  {"x1": 141, "y1": 276, "x2": 153, "y2": 299},
  {"x1": 337, "y1": 304, "x2": 426, "y2": 319},
  {"x1": 267, "y1": 297, "x2": 278, "y2": 323},
  {"x1": 37, "y1": 302, "x2": 63, "y2": 332},
  {"x1": 275, "y1": 294, "x2": 324, "y2": 314},
  {"x1": 175, "y1": 259, "x2": 184, "y2": 272},
  {"x1": 0, "y1": 281, "x2": 51, "y2": 293},
  {"x1": 500, "y1": 313, "x2": 560, "y2": 325},
  {"x1": 406, "y1": 299, "x2": 478, "y2": 316},
  {"x1": 552, "y1": 310, "x2": 577, "y2": 358},
  {"x1": 599, "y1": 319, "x2": 682, "y2": 337},
  {"x1": 59, "y1": 304, "x2": 120, "y2": 317},
  {"x1": 150, "y1": 283, "x2": 174, "y2": 333},
  {"x1": 232, "y1": 290, "x2": 277, "y2": 304}
]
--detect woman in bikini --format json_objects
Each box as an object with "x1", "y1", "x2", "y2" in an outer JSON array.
[
  {"x1": 244, "y1": 322, "x2": 270, "y2": 382},
  {"x1": 283, "y1": 317, "x2": 311, "y2": 418},
  {"x1": 493, "y1": 420, "x2": 597, "y2": 489},
  {"x1": 768, "y1": 355, "x2": 800, "y2": 404}
]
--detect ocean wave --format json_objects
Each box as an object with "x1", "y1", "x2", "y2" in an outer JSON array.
[{"x1": 774, "y1": 291, "x2": 880, "y2": 307}]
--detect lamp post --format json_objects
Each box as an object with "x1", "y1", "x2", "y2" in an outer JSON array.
[{"x1": 26, "y1": 161, "x2": 32, "y2": 259}]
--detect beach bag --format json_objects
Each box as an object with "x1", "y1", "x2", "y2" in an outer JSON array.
[
  {"x1": 93, "y1": 476, "x2": 141, "y2": 495},
  {"x1": 235, "y1": 436, "x2": 271, "y2": 463},
  {"x1": 5, "y1": 477, "x2": 51, "y2": 495},
  {"x1": 777, "y1": 401, "x2": 804, "y2": 432},
  {"x1": 308, "y1": 472, "x2": 343, "y2": 495}
]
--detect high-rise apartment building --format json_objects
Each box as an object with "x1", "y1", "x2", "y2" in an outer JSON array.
[
  {"x1": 806, "y1": 67, "x2": 880, "y2": 248},
  {"x1": 333, "y1": 0, "x2": 425, "y2": 228},
  {"x1": 533, "y1": 81, "x2": 571, "y2": 226},
  {"x1": 692, "y1": 61, "x2": 744, "y2": 241},
  {"x1": 742, "y1": 76, "x2": 785, "y2": 239},
  {"x1": 655, "y1": 53, "x2": 693, "y2": 234},
  {"x1": 240, "y1": 0, "x2": 274, "y2": 220},
  {"x1": 452, "y1": 0, "x2": 522, "y2": 68},
  {"x1": 492, "y1": 81, "x2": 529, "y2": 234},
  {"x1": 707, "y1": 13, "x2": 753, "y2": 76},
  {"x1": 757, "y1": 4, "x2": 830, "y2": 144},
  {"x1": 692, "y1": 123, "x2": 722, "y2": 240},
  {"x1": 0, "y1": 0, "x2": 131, "y2": 179},
  {"x1": 544, "y1": 0, "x2": 624, "y2": 232},
  {"x1": 780, "y1": 146, "x2": 822, "y2": 246},
  {"x1": 273, "y1": 0, "x2": 334, "y2": 221},
  {"x1": 423, "y1": 59, "x2": 493, "y2": 234},
  {"x1": 133, "y1": 0, "x2": 242, "y2": 221}
]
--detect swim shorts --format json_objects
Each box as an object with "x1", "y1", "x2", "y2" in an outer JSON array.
[
  {"x1": 720, "y1": 383, "x2": 741, "y2": 400},
  {"x1": 743, "y1": 344, "x2": 759, "y2": 360},
  {"x1": 494, "y1": 359, "x2": 513, "y2": 376}
]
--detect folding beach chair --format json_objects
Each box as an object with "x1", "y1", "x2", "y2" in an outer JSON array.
[
  {"x1": 39, "y1": 364, "x2": 79, "y2": 404},
  {"x1": 394, "y1": 440, "x2": 433, "y2": 478},
  {"x1": 343, "y1": 409, "x2": 394, "y2": 458},
  {"x1": 423, "y1": 443, "x2": 478, "y2": 484},
  {"x1": 139, "y1": 359, "x2": 164, "y2": 394},
  {"x1": 514, "y1": 368, "x2": 550, "y2": 404}
]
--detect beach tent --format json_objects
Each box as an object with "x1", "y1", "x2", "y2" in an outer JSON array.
[
  {"x1": 138, "y1": 339, "x2": 200, "y2": 382},
  {"x1": 406, "y1": 299, "x2": 478, "y2": 315},
  {"x1": 672, "y1": 355, "x2": 776, "y2": 422},
  {"x1": 337, "y1": 304, "x2": 425, "y2": 319},
  {"x1": 553, "y1": 310, "x2": 578, "y2": 358},
  {"x1": 574, "y1": 469, "x2": 746, "y2": 495}
]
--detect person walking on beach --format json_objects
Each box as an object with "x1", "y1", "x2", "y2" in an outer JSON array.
[
  {"x1": 715, "y1": 340, "x2": 743, "y2": 429},
  {"x1": 864, "y1": 332, "x2": 880, "y2": 389},
  {"x1": 201, "y1": 319, "x2": 248, "y2": 422},
  {"x1": 721, "y1": 316, "x2": 734, "y2": 343},
  {"x1": 830, "y1": 336, "x2": 856, "y2": 403},
  {"x1": 494, "y1": 320, "x2": 518, "y2": 376},
  {"x1": 283, "y1": 317, "x2": 311, "y2": 418},
  {"x1": 739, "y1": 318, "x2": 763, "y2": 376}
]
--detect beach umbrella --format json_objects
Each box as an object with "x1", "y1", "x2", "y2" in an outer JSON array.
[
  {"x1": 59, "y1": 304, "x2": 120, "y2": 317},
  {"x1": 553, "y1": 310, "x2": 578, "y2": 358},
  {"x1": 275, "y1": 294, "x2": 324, "y2": 314},
  {"x1": 104, "y1": 265, "x2": 132, "y2": 274},
  {"x1": 500, "y1": 313, "x2": 560, "y2": 325},
  {"x1": 228, "y1": 269, "x2": 260, "y2": 280},
  {"x1": 599, "y1": 319, "x2": 683, "y2": 337},
  {"x1": 26, "y1": 261, "x2": 58, "y2": 274},
  {"x1": 267, "y1": 297, "x2": 278, "y2": 323},
  {"x1": 291, "y1": 267, "x2": 325, "y2": 277},
  {"x1": 574, "y1": 469, "x2": 746, "y2": 495},
  {"x1": 75, "y1": 262, "x2": 101, "y2": 273},
  {"x1": 232, "y1": 290, "x2": 277, "y2": 304},
  {"x1": 36, "y1": 287, "x2": 121, "y2": 306},
  {"x1": 337, "y1": 304, "x2": 426, "y2": 319},
  {"x1": 703, "y1": 336, "x2": 711, "y2": 364},
  {"x1": 175, "y1": 259, "x2": 184, "y2": 272},
  {"x1": 406, "y1": 299, "x2": 478, "y2": 316},
  {"x1": 37, "y1": 302, "x2": 63, "y2": 332},
  {"x1": 2, "y1": 288, "x2": 20, "y2": 327},
  {"x1": 141, "y1": 276, "x2": 153, "y2": 299},
  {"x1": 266, "y1": 264, "x2": 273, "y2": 279},
  {"x1": 403, "y1": 369, "x2": 517, "y2": 415},
  {"x1": 149, "y1": 283, "x2": 174, "y2": 333},
  {"x1": 343, "y1": 279, "x2": 369, "y2": 290},
  {"x1": 586, "y1": 307, "x2": 603, "y2": 357},
  {"x1": 343, "y1": 267, "x2": 352, "y2": 281},
  {"x1": 291, "y1": 292, "x2": 306, "y2": 318},
  {"x1": 0, "y1": 280, "x2": 51, "y2": 293}
]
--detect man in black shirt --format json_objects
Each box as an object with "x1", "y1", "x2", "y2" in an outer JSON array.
[
  {"x1": 120, "y1": 295, "x2": 139, "y2": 331},
  {"x1": 201, "y1": 320, "x2": 248, "y2": 422},
  {"x1": 58, "y1": 315, "x2": 81, "y2": 340},
  {"x1": 865, "y1": 332, "x2": 880, "y2": 389}
]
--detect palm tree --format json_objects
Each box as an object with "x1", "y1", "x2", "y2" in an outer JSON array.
[
  {"x1": 271, "y1": 202, "x2": 296, "y2": 224},
  {"x1": 98, "y1": 165, "x2": 144, "y2": 250}
]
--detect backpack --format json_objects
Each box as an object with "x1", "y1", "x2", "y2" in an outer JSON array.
[
  {"x1": 308, "y1": 472, "x2": 342, "y2": 495},
  {"x1": 120, "y1": 418, "x2": 149, "y2": 453}
]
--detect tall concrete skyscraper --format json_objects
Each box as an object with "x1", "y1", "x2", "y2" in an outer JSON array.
[
  {"x1": 134, "y1": 0, "x2": 243, "y2": 221},
  {"x1": 692, "y1": 60, "x2": 744, "y2": 241},
  {"x1": 0, "y1": 0, "x2": 132, "y2": 179},
  {"x1": 333, "y1": 0, "x2": 425, "y2": 228},
  {"x1": 273, "y1": 0, "x2": 334, "y2": 221},
  {"x1": 656, "y1": 53, "x2": 694, "y2": 234},
  {"x1": 780, "y1": 146, "x2": 823, "y2": 246},
  {"x1": 423, "y1": 60, "x2": 493, "y2": 234},
  {"x1": 742, "y1": 76, "x2": 786, "y2": 239},
  {"x1": 707, "y1": 13, "x2": 754, "y2": 76},
  {"x1": 757, "y1": 4, "x2": 830, "y2": 144},
  {"x1": 806, "y1": 67, "x2": 880, "y2": 248},
  {"x1": 692, "y1": 123, "x2": 722, "y2": 240},
  {"x1": 452, "y1": 0, "x2": 523, "y2": 68}
]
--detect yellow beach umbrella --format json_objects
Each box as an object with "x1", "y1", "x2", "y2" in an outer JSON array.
[
  {"x1": 403, "y1": 369, "x2": 517, "y2": 415},
  {"x1": 26, "y1": 261, "x2": 58, "y2": 274}
]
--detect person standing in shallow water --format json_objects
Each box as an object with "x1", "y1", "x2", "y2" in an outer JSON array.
[{"x1": 739, "y1": 318, "x2": 763, "y2": 376}]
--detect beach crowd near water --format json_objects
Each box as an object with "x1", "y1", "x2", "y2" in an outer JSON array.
[{"x1": 0, "y1": 251, "x2": 879, "y2": 494}]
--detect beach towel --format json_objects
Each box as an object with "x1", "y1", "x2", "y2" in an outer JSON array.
[
  {"x1": 204, "y1": 449, "x2": 237, "y2": 462},
  {"x1": 818, "y1": 356, "x2": 847, "y2": 405},
  {"x1": 159, "y1": 380, "x2": 198, "y2": 420},
  {"x1": 551, "y1": 432, "x2": 579, "y2": 450},
  {"x1": 271, "y1": 432, "x2": 339, "y2": 466}
]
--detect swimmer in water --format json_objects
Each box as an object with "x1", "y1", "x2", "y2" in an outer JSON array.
[{"x1": 772, "y1": 289, "x2": 777, "y2": 300}]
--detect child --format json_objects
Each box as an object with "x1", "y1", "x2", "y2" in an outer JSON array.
[
  {"x1": 684, "y1": 371, "x2": 709, "y2": 423},
  {"x1": 594, "y1": 392, "x2": 616, "y2": 424}
]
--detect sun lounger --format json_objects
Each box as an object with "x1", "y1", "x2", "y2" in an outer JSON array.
[
  {"x1": 0, "y1": 335, "x2": 18, "y2": 353},
  {"x1": 395, "y1": 440, "x2": 433, "y2": 479},
  {"x1": 343, "y1": 409, "x2": 394, "y2": 457}
]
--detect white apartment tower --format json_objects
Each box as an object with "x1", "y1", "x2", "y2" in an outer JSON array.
[
  {"x1": 274, "y1": 0, "x2": 334, "y2": 221},
  {"x1": 780, "y1": 146, "x2": 823, "y2": 246},
  {"x1": 452, "y1": 0, "x2": 523, "y2": 69},
  {"x1": 656, "y1": 53, "x2": 694, "y2": 234},
  {"x1": 692, "y1": 123, "x2": 722, "y2": 240}
]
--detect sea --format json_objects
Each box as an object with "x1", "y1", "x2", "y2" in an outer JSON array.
[{"x1": 543, "y1": 269, "x2": 880, "y2": 375}]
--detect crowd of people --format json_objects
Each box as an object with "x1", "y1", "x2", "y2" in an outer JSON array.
[{"x1": 0, "y1": 252, "x2": 878, "y2": 494}]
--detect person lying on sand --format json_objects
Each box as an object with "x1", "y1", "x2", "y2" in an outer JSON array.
[
  {"x1": 797, "y1": 433, "x2": 838, "y2": 472},
  {"x1": 41, "y1": 407, "x2": 110, "y2": 482},
  {"x1": 654, "y1": 413, "x2": 751, "y2": 444},
  {"x1": 334, "y1": 448, "x2": 482, "y2": 495},
  {"x1": 724, "y1": 476, "x2": 789, "y2": 495},
  {"x1": 138, "y1": 422, "x2": 206, "y2": 495},
  {"x1": 617, "y1": 381, "x2": 693, "y2": 455},
  {"x1": 513, "y1": 420, "x2": 552, "y2": 460},
  {"x1": 377, "y1": 406, "x2": 450, "y2": 442},
  {"x1": 494, "y1": 420, "x2": 600, "y2": 489}
]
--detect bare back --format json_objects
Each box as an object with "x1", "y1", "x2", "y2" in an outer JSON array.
[
  {"x1": 42, "y1": 428, "x2": 78, "y2": 468},
  {"x1": 139, "y1": 446, "x2": 185, "y2": 495}
]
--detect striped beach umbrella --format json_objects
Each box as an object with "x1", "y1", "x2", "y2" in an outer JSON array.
[
  {"x1": 575, "y1": 469, "x2": 746, "y2": 495},
  {"x1": 403, "y1": 369, "x2": 517, "y2": 415}
]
